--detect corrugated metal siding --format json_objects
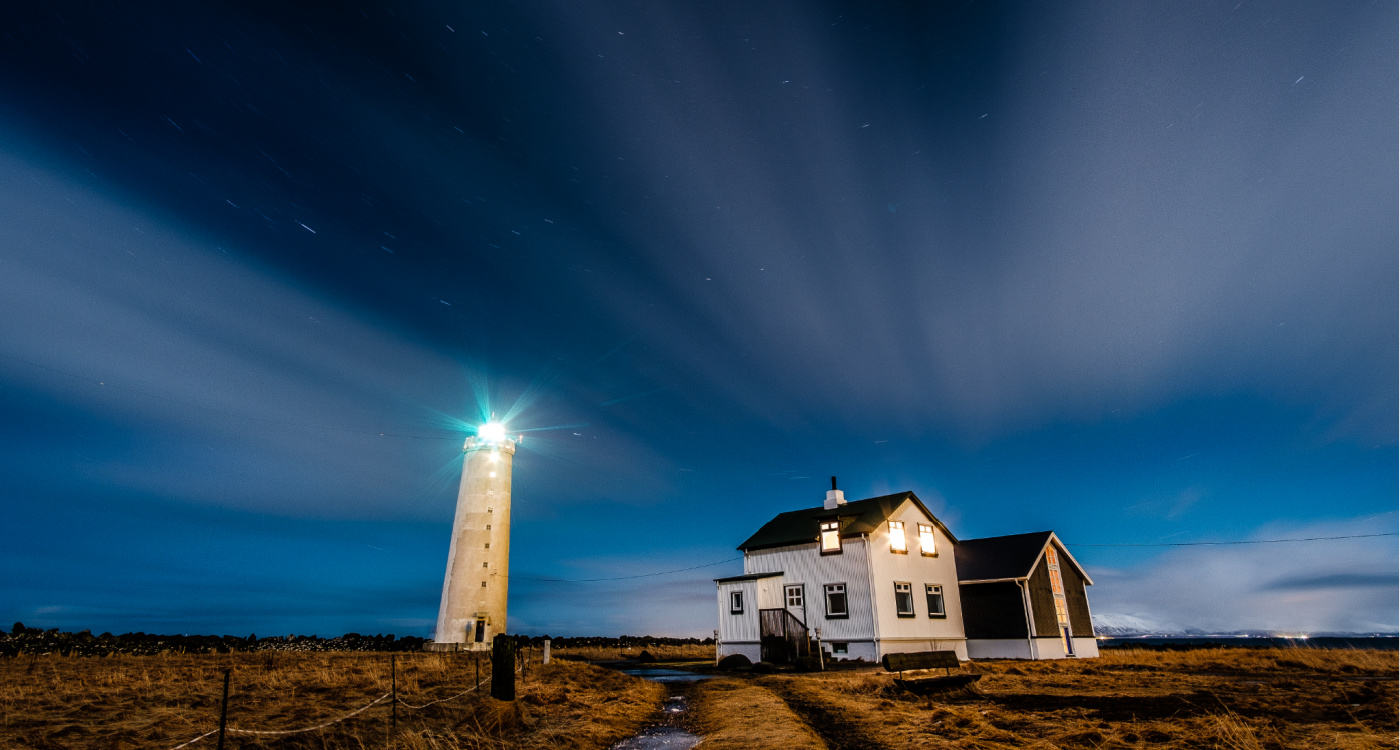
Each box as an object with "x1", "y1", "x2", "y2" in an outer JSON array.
[
  {"x1": 745, "y1": 538, "x2": 875, "y2": 641},
  {"x1": 1058, "y1": 548, "x2": 1095, "y2": 636},
  {"x1": 716, "y1": 580, "x2": 759, "y2": 643},
  {"x1": 865, "y1": 499, "x2": 967, "y2": 642},
  {"x1": 1027, "y1": 560, "x2": 1059, "y2": 637},
  {"x1": 959, "y1": 581, "x2": 1029, "y2": 639}
]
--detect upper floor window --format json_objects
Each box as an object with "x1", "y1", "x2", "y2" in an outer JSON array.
[
  {"x1": 894, "y1": 582, "x2": 914, "y2": 617},
  {"x1": 820, "y1": 520, "x2": 841, "y2": 554},
  {"x1": 729, "y1": 591, "x2": 744, "y2": 614},
  {"x1": 917, "y1": 523, "x2": 937, "y2": 556},
  {"x1": 824, "y1": 583, "x2": 848, "y2": 618},
  {"x1": 926, "y1": 584, "x2": 946, "y2": 618},
  {"x1": 888, "y1": 520, "x2": 907, "y2": 553},
  {"x1": 1045, "y1": 545, "x2": 1058, "y2": 567}
]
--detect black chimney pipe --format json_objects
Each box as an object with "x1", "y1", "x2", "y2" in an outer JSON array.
[{"x1": 830, "y1": 476, "x2": 837, "y2": 490}]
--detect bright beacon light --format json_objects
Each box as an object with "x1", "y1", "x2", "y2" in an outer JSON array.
[{"x1": 478, "y1": 422, "x2": 507, "y2": 443}]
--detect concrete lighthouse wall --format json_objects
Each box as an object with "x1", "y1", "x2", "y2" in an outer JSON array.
[{"x1": 431, "y1": 435, "x2": 515, "y2": 650}]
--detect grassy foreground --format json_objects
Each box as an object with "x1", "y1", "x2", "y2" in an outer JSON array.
[
  {"x1": 0, "y1": 651, "x2": 662, "y2": 750},
  {"x1": 690, "y1": 647, "x2": 1398, "y2": 750}
]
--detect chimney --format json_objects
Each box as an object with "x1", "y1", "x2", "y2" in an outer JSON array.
[{"x1": 824, "y1": 476, "x2": 846, "y2": 510}]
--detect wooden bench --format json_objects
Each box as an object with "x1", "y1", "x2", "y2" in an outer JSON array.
[{"x1": 881, "y1": 650, "x2": 982, "y2": 695}]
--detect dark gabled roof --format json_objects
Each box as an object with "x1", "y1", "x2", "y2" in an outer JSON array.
[
  {"x1": 714, "y1": 571, "x2": 784, "y2": 583},
  {"x1": 955, "y1": 531, "x2": 1093, "y2": 584},
  {"x1": 738, "y1": 491, "x2": 958, "y2": 552}
]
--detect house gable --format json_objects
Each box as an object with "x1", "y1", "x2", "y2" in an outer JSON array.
[{"x1": 739, "y1": 491, "x2": 958, "y2": 552}]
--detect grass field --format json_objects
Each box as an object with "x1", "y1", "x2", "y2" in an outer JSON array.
[
  {"x1": 0, "y1": 651, "x2": 661, "y2": 749},
  {"x1": 2, "y1": 646, "x2": 1393, "y2": 749},
  {"x1": 689, "y1": 647, "x2": 1398, "y2": 750}
]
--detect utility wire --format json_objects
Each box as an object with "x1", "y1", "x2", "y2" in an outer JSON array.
[
  {"x1": 505, "y1": 557, "x2": 743, "y2": 582},
  {"x1": 0, "y1": 351, "x2": 458, "y2": 440},
  {"x1": 506, "y1": 532, "x2": 1398, "y2": 583},
  {"x1": 1067, "y1": 532, "x2": 1397, "y2": 547}
]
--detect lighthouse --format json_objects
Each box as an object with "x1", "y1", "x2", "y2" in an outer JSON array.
[{"x1": 429, "y1": 422, "x2": 516, "y2": 650}]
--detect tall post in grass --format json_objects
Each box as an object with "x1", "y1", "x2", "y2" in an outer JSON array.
[
  {"x1": 491, "y1": 633, "x2": 515, "y2": 701},
  {"x1": 390, "y1": 654, "x2": 397, "y2": 733},
  {"x1": 542, "y1": 639, "x2": 550, "y2": 665},
  {"x1": 216, "y1": 669, "x2": 230, "y2": 750}
]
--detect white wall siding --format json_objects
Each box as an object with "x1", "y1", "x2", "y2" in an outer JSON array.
[
  {"x1": 966, "y1": 639, "x2": 1033, "y2": 659},
  {"x1": 865, "y1": 499, "x2": 967, "y2": 657},
  {"x1": 756, "y1": 575, "x2": 785, "y2": 610},
  {"x1": 746, "y1": 538, "x2": 876, "y2": 643},
  {"x1": 715, "y1": 580, "x2": 761, "y2": 644}
]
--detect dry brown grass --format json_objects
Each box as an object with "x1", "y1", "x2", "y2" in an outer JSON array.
[
  {"x1": 690, "y1": 648, "x2": 1396, "y2": 750},
  {"x1": 551, "y1": 643, "x2": 714, "y2": 662},
  {"x1": 0, "y1": 651, "x2": 663, "y2": 750},
  {"x1": 689, "y1": 679, "x2": 823, "y2": 750}
]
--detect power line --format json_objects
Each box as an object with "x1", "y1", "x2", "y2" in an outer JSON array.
[
  {"x1": 506, "y1": 532, "x2": 1399, "y2": 583},
  {"x1": 505, "y1": 557, "x2": 742, "y2": 582},
  {"x1": 0, "y1": 351, "x2": 457, "y2": 440},
  {"x1": 1068, "y1": 532, "x2": 1397, "y2": 547}
]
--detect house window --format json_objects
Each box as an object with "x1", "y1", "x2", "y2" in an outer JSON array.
[
  {"x1": 820, "y1": 520, "x2": 841, "y2": 554},
  {"x1": 730, "y1": 591, "x2": 744, "y2": 614},
  {"x1": 785, "y1": 585, "x2": 804, "y2": 609},
  {"x1": 888, "y1": 520, "x2": 907, "y2": 553},
  {"x1": 830, "y1": 642, "x2": 848, "y2": 655},
  {"x1": 824, "y1": 583, "x2": 848, "y2": 618},
  {"x1": 926, "y1": 584, "x2": 946, "y2": 617},
  {"x1": 1044, "y1": 545, "x2": 1073, "y2": 654},
  {"x1": 918, "y1": 523, "x2": 937, "y2": 556},
  {"x1": 894, "y1": 582, "x2": 914, "y2": 617}
]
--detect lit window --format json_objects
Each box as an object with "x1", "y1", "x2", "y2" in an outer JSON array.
[
  {"x1": 1045, "y1": 545, "x2": 1058, "y2": 566},
  {"x1": 926, "y1": 584, "x2": 946, "y2": 617},
  {"x1": 889, "y1": 520, "x2": 907, "y2": 553},
  {"x1": 918, "y1": 523, "x2": 937, "y2": 556},
  {"x1": 730, "y1": 591, "x2": 744, "y2": 614},
  {"x1": 894, "y1": 582, "x2": 914, "y2": 616},
  {"x1": 1049, "y1": 568, "x2": 1064, "y2": 595},
  {"x1": 489, "y1": 471, "x2": 496, "y2": 478},
  {"x1": 820, "y1": 520, "x2": 841, "y2": 554},
  {"x1": 824, "y1": 583, "x2": 848, "y2": 618}
]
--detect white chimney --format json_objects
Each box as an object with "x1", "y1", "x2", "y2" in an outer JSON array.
[{"x1": 824, "y1": 476, "x2": 846, "y2": 510}]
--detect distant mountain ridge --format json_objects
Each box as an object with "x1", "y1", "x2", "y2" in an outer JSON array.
[{"x1": 1091, "y1": 613, "x2": 1397, "y2": 638}]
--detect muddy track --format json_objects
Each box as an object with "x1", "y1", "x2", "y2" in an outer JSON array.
[{"x1": 763, "y1": 681, "x2": 896, "y2": 750}]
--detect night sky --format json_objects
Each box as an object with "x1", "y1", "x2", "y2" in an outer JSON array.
[{"x1": 1, "y1": 1, "x2": 1395, "y2": 639}]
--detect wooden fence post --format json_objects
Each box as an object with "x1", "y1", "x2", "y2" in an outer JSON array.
[
  {"x1": 391, "y1": 653, "x2": 397, "y2": 732},
  {"x1": 542, "y1": 639, "x2": 550, "y2": 665},
  {"x1": 216, "y1": 669, "x2": 230, "y2": 750},
  {"x1": 491, "y1": 634, "x2": 515, "y2": 701}
]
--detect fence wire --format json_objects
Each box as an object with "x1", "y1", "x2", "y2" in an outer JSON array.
[{"x1": 167, "y1": 657, "x2": 524, "y2": 749}]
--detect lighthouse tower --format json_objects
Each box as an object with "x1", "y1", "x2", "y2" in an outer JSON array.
[{"x1": 430, "y1": 423, "x2": 515, "y2": 650}]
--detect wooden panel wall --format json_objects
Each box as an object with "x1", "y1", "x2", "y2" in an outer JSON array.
[
  {"x1": 1027, "y1": 561, "x2": 1059, "y2": 637},
  {"x1": 957, "y1": 582, "x2": 1028, "y2": 639},
  {"x1": 1057, "y1": 550, "x2": 1095, "y2": 636}
]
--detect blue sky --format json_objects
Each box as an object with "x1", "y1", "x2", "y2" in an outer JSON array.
[{"x1": 0, "y1": 1, "x2": 1395, "y2": 638}]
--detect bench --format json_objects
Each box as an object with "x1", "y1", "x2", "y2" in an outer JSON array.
[{"x1": 881, "y1": 650, "x2": 981, "y2": 695}]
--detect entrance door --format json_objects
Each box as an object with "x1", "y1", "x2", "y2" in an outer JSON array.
[{"x1": 784, "y1": 584, "x2": 806, "y2": 627}]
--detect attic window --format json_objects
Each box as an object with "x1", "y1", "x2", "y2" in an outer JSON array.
[
  {"x1": 820, "y1": 520, "x2": 841, "y2": 554},
  {"x1": 889, "y1": 521, "x2": 907, "y2": 553},
  {"x1": 918, "y1": 523, "x2": 937, "y2": 556}
]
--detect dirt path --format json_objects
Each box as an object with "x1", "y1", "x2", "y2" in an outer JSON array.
[{"x1": 761, "y1": 679, "x2": 896, "y2": 750}]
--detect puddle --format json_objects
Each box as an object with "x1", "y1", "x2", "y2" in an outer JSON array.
[
  {"x1": 608, "y1": 725, "x2": 702, "y2": 750},
  {"x1": 607, "y1": 688, "x2": 703, "y2": 749},
  {"x1": 617, "y1": 667, "x2": 714, "y2": 682}
]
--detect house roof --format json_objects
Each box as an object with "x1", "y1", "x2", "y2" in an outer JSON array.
[
  {"x1": 738, "y1": 491, "x2": 958, "y2": 552},
  {"x1": 954, "y1": 531, "x2": 1093, "y2": 585},
  {"x1": 714, "y1": 571, "x2": 784, "y2": 584}
]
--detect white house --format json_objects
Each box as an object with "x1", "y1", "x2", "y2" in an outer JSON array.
[{"x1": 716, "y1": 481, "x2": 967, "y2": 663}]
